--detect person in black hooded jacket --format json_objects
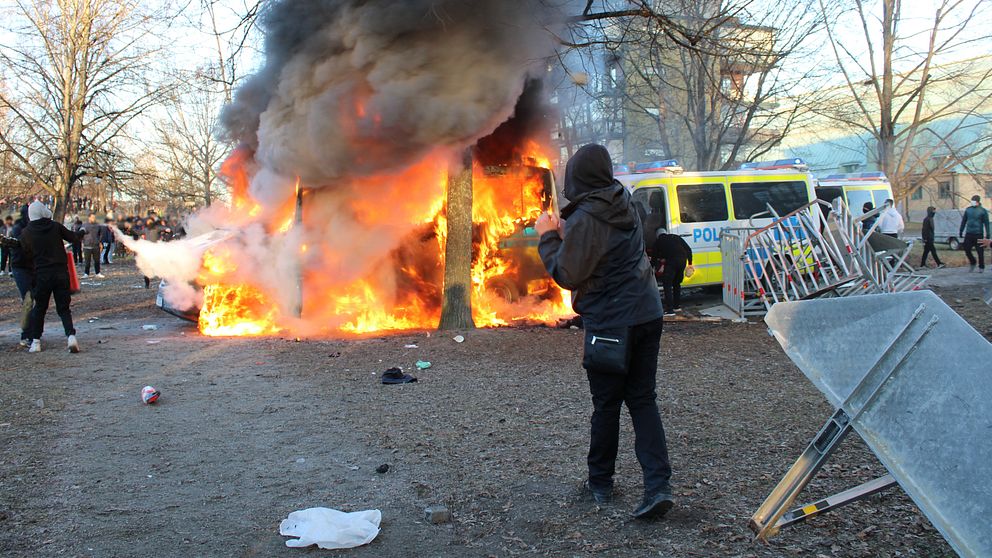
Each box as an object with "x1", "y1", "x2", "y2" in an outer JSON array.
[
  {"x1": 536, "y1": 144, "x2": 673, "y2": 519},
  {"x1": 920, "y1": 206, "x2": 944, "y2": 269},
  {"x1": 20, "y1": 201, "x2": 81, "y2": 353}
]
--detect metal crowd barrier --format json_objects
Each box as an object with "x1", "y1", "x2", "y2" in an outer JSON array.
[
  {"x1": 752, "y1": 291, "x2": 992, "y2": 557},
  {"x1": 720, "y1": 199, "x2": 928, "y2": 317}
]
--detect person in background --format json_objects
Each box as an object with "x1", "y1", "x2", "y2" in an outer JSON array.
[
  {"x1": 79, "y1": 213, "x2": 105, "y2": 278},
  {"x1": 20, "y1": 201, "x2": 80, "y2": 353},
  {"x1": 536, "y1": 144, "x2": 673, "y2": 519},
  {"x1": 876, "y1": 199, "x2": 904, "y2": 238},
  {"x1": 651, "y1": 232, "x2": 694, "y2": 316},
  {"x1": 2, "y1": 205, "x2": 35, "y2": 346},
  {"x1": 861, "y1": 202, "x2": 877, "y2": 234},
  {"x1": 70, "y1": 217, "x2": 83, "y2": 265},
  {"x1": 143, "y1": 217, "x2": 160, "y2": 242},
  {"x1": 959, "y1": 194, "x2": 990, "y2": 273},
  {"x1": 920, "y1": 206, "x2": 945, "y2": 269},
  {"x1": 101, "y1": 217, "x2": 116, "y2": 264},
  {"x1": 0, "y1": 215, "x2": 13, "y2": 275},
  {"x1": 140, "y1": 217, "x2": 160, "y2": 288}
]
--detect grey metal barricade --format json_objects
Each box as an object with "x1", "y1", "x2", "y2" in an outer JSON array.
[
  {"x1": 720, "y1": 198, "x2": 929, "y2": 318},
  {"x1": 751, "y1": 291, "x2": 992, "y2": 557}
]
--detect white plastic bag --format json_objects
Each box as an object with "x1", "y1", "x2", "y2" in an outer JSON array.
[{"x1": 279, "y1": 507, "x2": 381, "y2": 550}]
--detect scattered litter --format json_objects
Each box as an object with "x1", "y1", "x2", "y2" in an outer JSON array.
[
  {"x1": 280, "y1": 507, "x2": 381, "y2": 550},
  {"x1": 141, "y1": 386, "x2": 160, "y2": 404},
  {"x1": 424, "y1": 505, "x2": 451, "y2": 524},
  {"x1": 452, "y1": 335, "x2": 465, "y2": 343},
  {"x1": 348, "y1": 465, "x2": 359, "y2": 471},
  {"x1": 376, "y1": 463, "x2": 390, "y2": 474},
  {"x1": 141, "y1": 325, "x2": 158, "y2": 331},
  {"x1": 35, "y1": 398, "x2": 44, "y2": 409},
  {"x1": 87, "y1": 317, "x2": 100, "y2": 323},
  {"x1": 404, "y1": 344, "x2": 418, "y2": 349},
  {"x1": 328, "y1": 352, "x2": 341, "y2": 358},
  {"x1": 415, "y1": 360, "x2": 432, "y2": 370},
  {"x1": 146, "y1": 340, "x2": 161, "y2": 344},
  {"x1": 295, "y1": 458, "x2": 306, "y2": 464},
  {"x1": 381, "y1": 367, "x2": 417, "y2": 384}
]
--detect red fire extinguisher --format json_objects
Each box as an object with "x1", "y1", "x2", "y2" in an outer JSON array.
[{"x1": 66, "y1": 250, "x2": 81, "y2": 294}]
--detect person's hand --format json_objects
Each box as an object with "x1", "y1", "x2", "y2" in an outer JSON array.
[
  {"x1": 981, "y1": 238, "x2": 992, "y2": 248},
  {"x1": 535, "y1": 212, "x2": 561, "y2": 237}
]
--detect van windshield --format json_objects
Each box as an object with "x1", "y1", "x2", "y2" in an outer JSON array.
[
  {"x1": 730, "y1": 181, "x2": 809, "y2": 219},
  {"x1": 846, "y1": 190, "x2": 874, "y2": 215}
]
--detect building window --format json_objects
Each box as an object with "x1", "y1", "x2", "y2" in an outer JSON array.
[
  {"x1": 911, "y1": 186, "x2": 923, "y2": 200},
  {"x1": 677, "y1": 183, "x2": 728, "y2": 223},
  {"x1": 938, "y1": 181, "x2": 951, "y2": 199}
]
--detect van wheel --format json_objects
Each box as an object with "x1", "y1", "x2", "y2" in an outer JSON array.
[
  {"x1": 948, "y1": 237, "x2": 960, "y2": 250},
  {"x1": 485, "y1": 277, "x2": 520, "y2": 303}
]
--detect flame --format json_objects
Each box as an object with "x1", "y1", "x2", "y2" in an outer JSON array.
[
  {"x1": 195, "y1": 141, "x2": 573, "y2": 337},
  {"x1": 198, "y1": 284, "x2": 280, "y2": 337}
]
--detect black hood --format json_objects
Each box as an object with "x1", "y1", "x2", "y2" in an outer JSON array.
[
  {"x1": 926, "y1": 207, "x2": 936, "y2": 217},
  {"x1": 18, "y1": 204, "x2": 28, "y2": 224},
  {"x1": 561, "y1": 144, "x2": 636, "y2": 230}
]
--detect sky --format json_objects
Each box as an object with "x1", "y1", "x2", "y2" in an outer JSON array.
[{"x1": 1, "y1": 0, "x2": 989, "y2": 155}]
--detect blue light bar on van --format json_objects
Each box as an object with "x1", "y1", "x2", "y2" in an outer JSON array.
[
  {"x1": 820, "y1": 172, "x2": 889, "y2": 182},
  {"x1": 613, "y1": 164, "x2": 631, "y2": 176},
  {"x1": 633, "y1": 159, "x2": 682, "y2": 173},
  {"x1": 739, "y1": 158, "x2": 808, "y2": 171}
]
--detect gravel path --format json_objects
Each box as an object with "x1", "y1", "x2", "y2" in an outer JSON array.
[{"x1": 1, "y1": 259, "x2": 978, "y2": 557}]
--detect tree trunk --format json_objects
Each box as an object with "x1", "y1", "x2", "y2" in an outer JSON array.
[{"x1": 438, "y1": 154, "x2": 476, "y2": 331}]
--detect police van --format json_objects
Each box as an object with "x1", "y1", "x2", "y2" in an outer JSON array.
[
  {"x1": 814, "y1": 172, "x2": 894, "y2": 219},
  {"x1": 617, "y1": 158, "x2": 818, "y2": 287}
]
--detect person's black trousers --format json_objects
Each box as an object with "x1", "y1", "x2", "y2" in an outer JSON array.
[
  {"x1": 920, "y1": 240, "x2": 942, "y2": 267},
  {"x1": 585, "y1": 318, "x2": 671, "y2": 496},
  {"x1": 83, "y1": 247, "x2": 100, "y2": 274},
  {"x1": 28, "y1": 267, "x2": 76, "y2": 340},
  {"x1": 660, "y1": 258, "x2": 687, "y2": 312},
  {"x1": 962, "y1": 233, "x2": 985, "y2": 269},
  {"x1": 0, "y1": 246, "x2": 9, "y2": 271},
  {"x1": 72, "y1": 241, "x2": 82, "y2": 263}
]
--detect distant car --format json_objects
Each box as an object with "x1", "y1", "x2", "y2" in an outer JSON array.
[
  {"x1": 156, "y1": 279, "x2": 200, "y2": 322},
  {"x1": 930, "y1": 208, "x2": 968, "y2": 250}
]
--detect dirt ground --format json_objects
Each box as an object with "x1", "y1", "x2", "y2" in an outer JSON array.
[{"x1": 1, "y1": 257, "x2": 988, "y2": 557}]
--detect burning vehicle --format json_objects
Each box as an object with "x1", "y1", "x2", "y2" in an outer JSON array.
[
  {"x1": 152, "y1": 157, "x2": 569, "y2": 335},
  {"x1": 128, "y1": 0, "x2": 571, "y2": 337}
]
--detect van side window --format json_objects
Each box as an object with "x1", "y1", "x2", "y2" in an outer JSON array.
[
  {"x1": 730, "y1": 181, "x2": 809, "y2": 219},
  {"x1": 677, "y1": 183, "x2": 728, "y2": 223}
]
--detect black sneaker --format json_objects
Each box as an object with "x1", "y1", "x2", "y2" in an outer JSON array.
[
  {"x1": 584, "y1": 481, "x2": 612, "y2": 505},
  {"x1": 632, "y1": 490, "x2": 674, "y2": 519},
  {"x1": 663, "y1": 311, "x2": 676, "y2": 317},
  {"x1": 937, "y1": 263, "x2": 946, "y2": 269}
]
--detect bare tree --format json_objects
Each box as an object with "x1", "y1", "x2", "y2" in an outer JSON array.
[
  {"x1": 817, "y1": 0, "x2": 992, "y2": 202},
  {"x1": 556, "y1": 0, "x2": 828, "y2": 171},
  {"x1": 154, "y1": 84, "x2": 230, "y2": 208},
  {"x1": 0, "y1": 0, "x2": 169, "y2": 220},
  {"x1": 437, "y1": 155, "x2": 476, "y2": 330}
]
